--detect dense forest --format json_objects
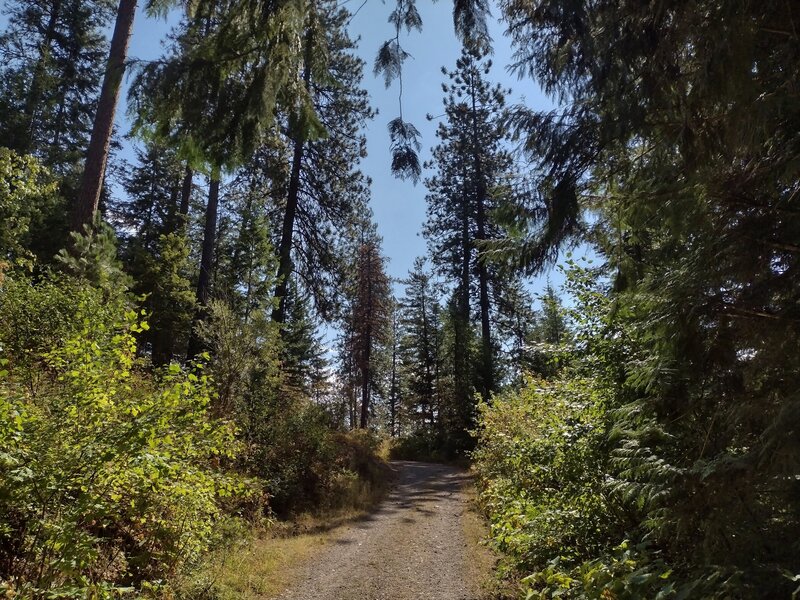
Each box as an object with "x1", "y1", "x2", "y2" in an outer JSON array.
[{"x1": 0, "y1": 0, "x2": 798, "y2": 598}]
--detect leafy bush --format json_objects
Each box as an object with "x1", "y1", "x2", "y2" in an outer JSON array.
[
  {"x1": 197, "y1": 300, "x2": 388, "y2": 516},
  {"x1": 0, "y1": 148, "x2": 66, "y2": 269},
  {"x1": 473, "y1": 376, "x2": 620, "y2": 584},
  {"x1": 388, "y1": 429, "x2": 461, "y2": 463},
  {"x1": 0, "y1": 274, "x2": 252, "y2": 598}
]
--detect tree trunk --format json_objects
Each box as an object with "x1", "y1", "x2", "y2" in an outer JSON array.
[
  {"x1": 20, "y1": 0, "x2": 62, "y2": 152},
  {"x1": 273, "y1": 23, "x2": 314, "y2": 325},
  {"x1": 390, "y1": 312, "x2": 399, "y2": 436},
  {"x1": 179, "y1": 165, "x2": 193, "y2": 219},
  {"x1": 359, "y1": 247, "x2": 373, "y2": 429},
  {"x1": 72, "y1": 0, "x2": 137, "y2": 233},
  {"x1": 272, "y1": 136, "x2": 304, "y2": 324},
  {"x1": 187, "y1": 174, "x2": 220, "y2": 359},
  {"x1": 453, "y1": 166, "x2": 473, "y2": 415},
  {"x1": 475, "y1": 192, "x2": 492, "y2": 400},
  {"x1": 150, "y1": 171, "x2": 187, "y2": 367},
  {"x1": 470, "y1": 73, "x2": 493, "y2": 401},
  {"x1": 359, "y1": 347, "x2": 371, "y2": 428}
]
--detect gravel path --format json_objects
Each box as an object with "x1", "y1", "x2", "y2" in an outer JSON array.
[{"x1": 275, "y1": 461, "x2": 484, "y2": 600}]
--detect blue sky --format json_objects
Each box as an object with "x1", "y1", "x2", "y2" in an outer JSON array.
[{"x1": 119, "y1": 0, "x2": 571, "y2": 300}]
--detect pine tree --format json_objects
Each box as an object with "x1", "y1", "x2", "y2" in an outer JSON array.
[
  {"x1": 0, "y1": 0, "x2": 114, "y2": 177},
  {"x1": 534, "y1": 283, "x2": 567, "y2": 345},
  {"x1": 129, "y1": 0, "x2": 313, "y2": 357},
  {"x1": 387, "y1": 303, "x2": 403, "y2": 436},
  {"x1": 497, "y1": 0, "x2": 800, "y2": 592},
  {"x1": 270, "y1": 0, "x2": 374, "y2": 325},
  {"x1": 339, "y1": 222, "x2": 392, "y2": 429},
  {"x1": 117, "y1": 141, "x2": 194, "y2": 365},
  {"x1": 280, "y1": 281, "x2": 330, "y2": 399},
  {"x1": 423, "y1": 44, "x2": 513, "y2": 404},
  {"x1": 398, "y1": 257, "x2": 443, "y2": 432},
  {"x1": 214, "y1": 174, "x2": 277, "y2": 323}
]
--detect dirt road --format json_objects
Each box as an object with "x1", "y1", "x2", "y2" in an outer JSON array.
[{"x1": 275, "y1": 461, "x2": 488, "y2": 600}]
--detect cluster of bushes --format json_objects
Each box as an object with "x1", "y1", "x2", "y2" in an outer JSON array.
[
  {"x1": 473, "y1": 263, "x2": 800, "y2": 598},
  {"x1": 0, "y1": 273, "x2": 253, "y2": 598},
  {"x1": 472, "y1": 376, "x2": 676, "y2": 599},
  {"x1": 0, "y1": 151, "x2": 390, "y2": 597},
  {"x1": 0, "y1": 271, "x2": 389, "y2": 598},
  {"x1": 388, "y1": 430, "x2": 463, "y2": 463}
]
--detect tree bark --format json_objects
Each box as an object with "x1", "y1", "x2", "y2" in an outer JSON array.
[
  {"x1": 360, "y1": 245, "x2": 373, "y2": 429},
  {"x1": 20, "y1": 0, "x2": 62, "y2": 153},
  {"x1": 187, "y1": 174, "x2": 220, "y2": 359},
  {"x1": 272, "y1": 22, "x2": 314, "y2": 325},
  {"x1": 179, "y1": 165, "x2": 193, "y2": 219},
  {"x1": 72, "y1": 0, "x2": 137, "y2": 233},
  {"x1": 272, "y1": 136, "x2": 304, "y2": 324},
  {"x1": 470, "y1": 71, "x2": 493, "y2": 401}
]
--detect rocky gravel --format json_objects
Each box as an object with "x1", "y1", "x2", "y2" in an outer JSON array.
[{"x1": 275, "y1": 461, "x2": 484, "y2": 600}]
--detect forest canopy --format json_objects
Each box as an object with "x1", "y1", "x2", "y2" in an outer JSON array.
[{"x1": 0, "y1": 0, "x2": 798, "y2": 598}]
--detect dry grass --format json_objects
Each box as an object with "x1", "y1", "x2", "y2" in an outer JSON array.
[
  {"x1": 177, "y1": 467, "x2": 396, "y2": 600},
  {"x1": 182, "y1": 529, "x2": 328, "y2": 599}
]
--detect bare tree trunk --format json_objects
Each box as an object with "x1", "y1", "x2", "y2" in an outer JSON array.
[
  {"x1": 272, "y1": 135, "x2": 304, "y2": 324},
  {"x1": 187, "y1": 174, "x2": 220, "y2": 359},
  {"x1": 273, "y1": 21, "x2": 314, "y2": 325},
  {"x1": 72, "y1": 0, "x2": 137, "y2": 233},
  {"x1": 179, "y1": 165, "x2": 193, "y2": 219}
]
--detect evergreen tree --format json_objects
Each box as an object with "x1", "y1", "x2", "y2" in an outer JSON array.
[
  {"x1": 129, "y1": 0, "x2": 318, "y2": 358},
  {"x1": 533, "y1": 283, "x2": 567, "y2": 345},
  {"x1": 494, "y1": 278, "x2": 537, "y2": 384},
  {"x1": 386, "y1": 303, "x2": 403, "y2": 437},
  {"x1": 496, "y1": 0, "x2": 800, "y2": 593},
  {"x1": 423, "y1": 44, "x2": 513, "y2": 404},
  {"x1": 116, "y1": 141, "x2": 195, "y2": 365},
  {"x1": 214, "y1": 174, "x2": 277, "y2": 324},
  {"x1": 398, "y1": 257, "x2": 443, "y2": 432},
  {"x1": 0, "y1": 0, "x2": 114, "y2": 177},
  {"x1": 339, "y1": 222, "x2": 392, "y2": 429},
  {"x1": 270, "y1": 0, "x2": 374, "y2": 325},
  {"x1": 280, "y1": 280, "x2": 330, "y2": 400}
]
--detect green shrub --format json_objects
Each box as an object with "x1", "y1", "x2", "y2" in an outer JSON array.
[
  {"x1": 0, "y1": 274, "x2": 252, "y2": 598},
  {"x1": 472, "y1": 376, "x2": 622, "y2": 593}
]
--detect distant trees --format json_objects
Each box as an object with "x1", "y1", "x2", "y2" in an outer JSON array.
[
  {"x1": 397, "y1": 258, "x2": 443, "y2": 431},
  {"x1": 0, "y1": 0, "x2": 114, "y2": 177},
  {"x1": 334, "y1": 220, "x2": 394, "y2": 430}
]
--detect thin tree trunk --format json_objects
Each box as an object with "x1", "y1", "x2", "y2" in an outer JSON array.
[
  {"x1": 150, "y1": 173, "x2": 185, "y2": 367},
  {"x1": 475, "y1": 194, "x2": 492, "y2": 399},
  {"x1": 20, "y1": 0, "x2": 62, "y2": 152},
  {"x1": 453, "y1": 166, "x2": 472, "y2": 416},
  {"x1": 273, "y1": 22, "x2": 314, "y2": 325},
  {"x1": 390, "y1": 312, "x2": 399, "y2": 436},
  {"x1": 72, "y1": 0, "x2": 137, "y2": 233},
  {"x1": 187, "y1": 174, "x2": 220, "y2": 359},
  {"x1": 179, "y1": 165, "x2": 193, "y2": 219},
  {"x1": 272, "y1": 136, "x2": 304, "y2": 324},
  {"x1": 470, "y1": 72, "x2": 493, "y2": 401},
  {"x1": 360, "y1": 246, "x2": 373, "y2": 429}
]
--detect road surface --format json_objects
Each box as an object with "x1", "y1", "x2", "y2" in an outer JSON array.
[{"x1": 276, "y1": 461, "x2": 487, "y2": 600}]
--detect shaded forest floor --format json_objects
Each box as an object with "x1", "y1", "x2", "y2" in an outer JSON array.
[{"x1": 189, "y1": 461, "x2": 496, "y2": 600}]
